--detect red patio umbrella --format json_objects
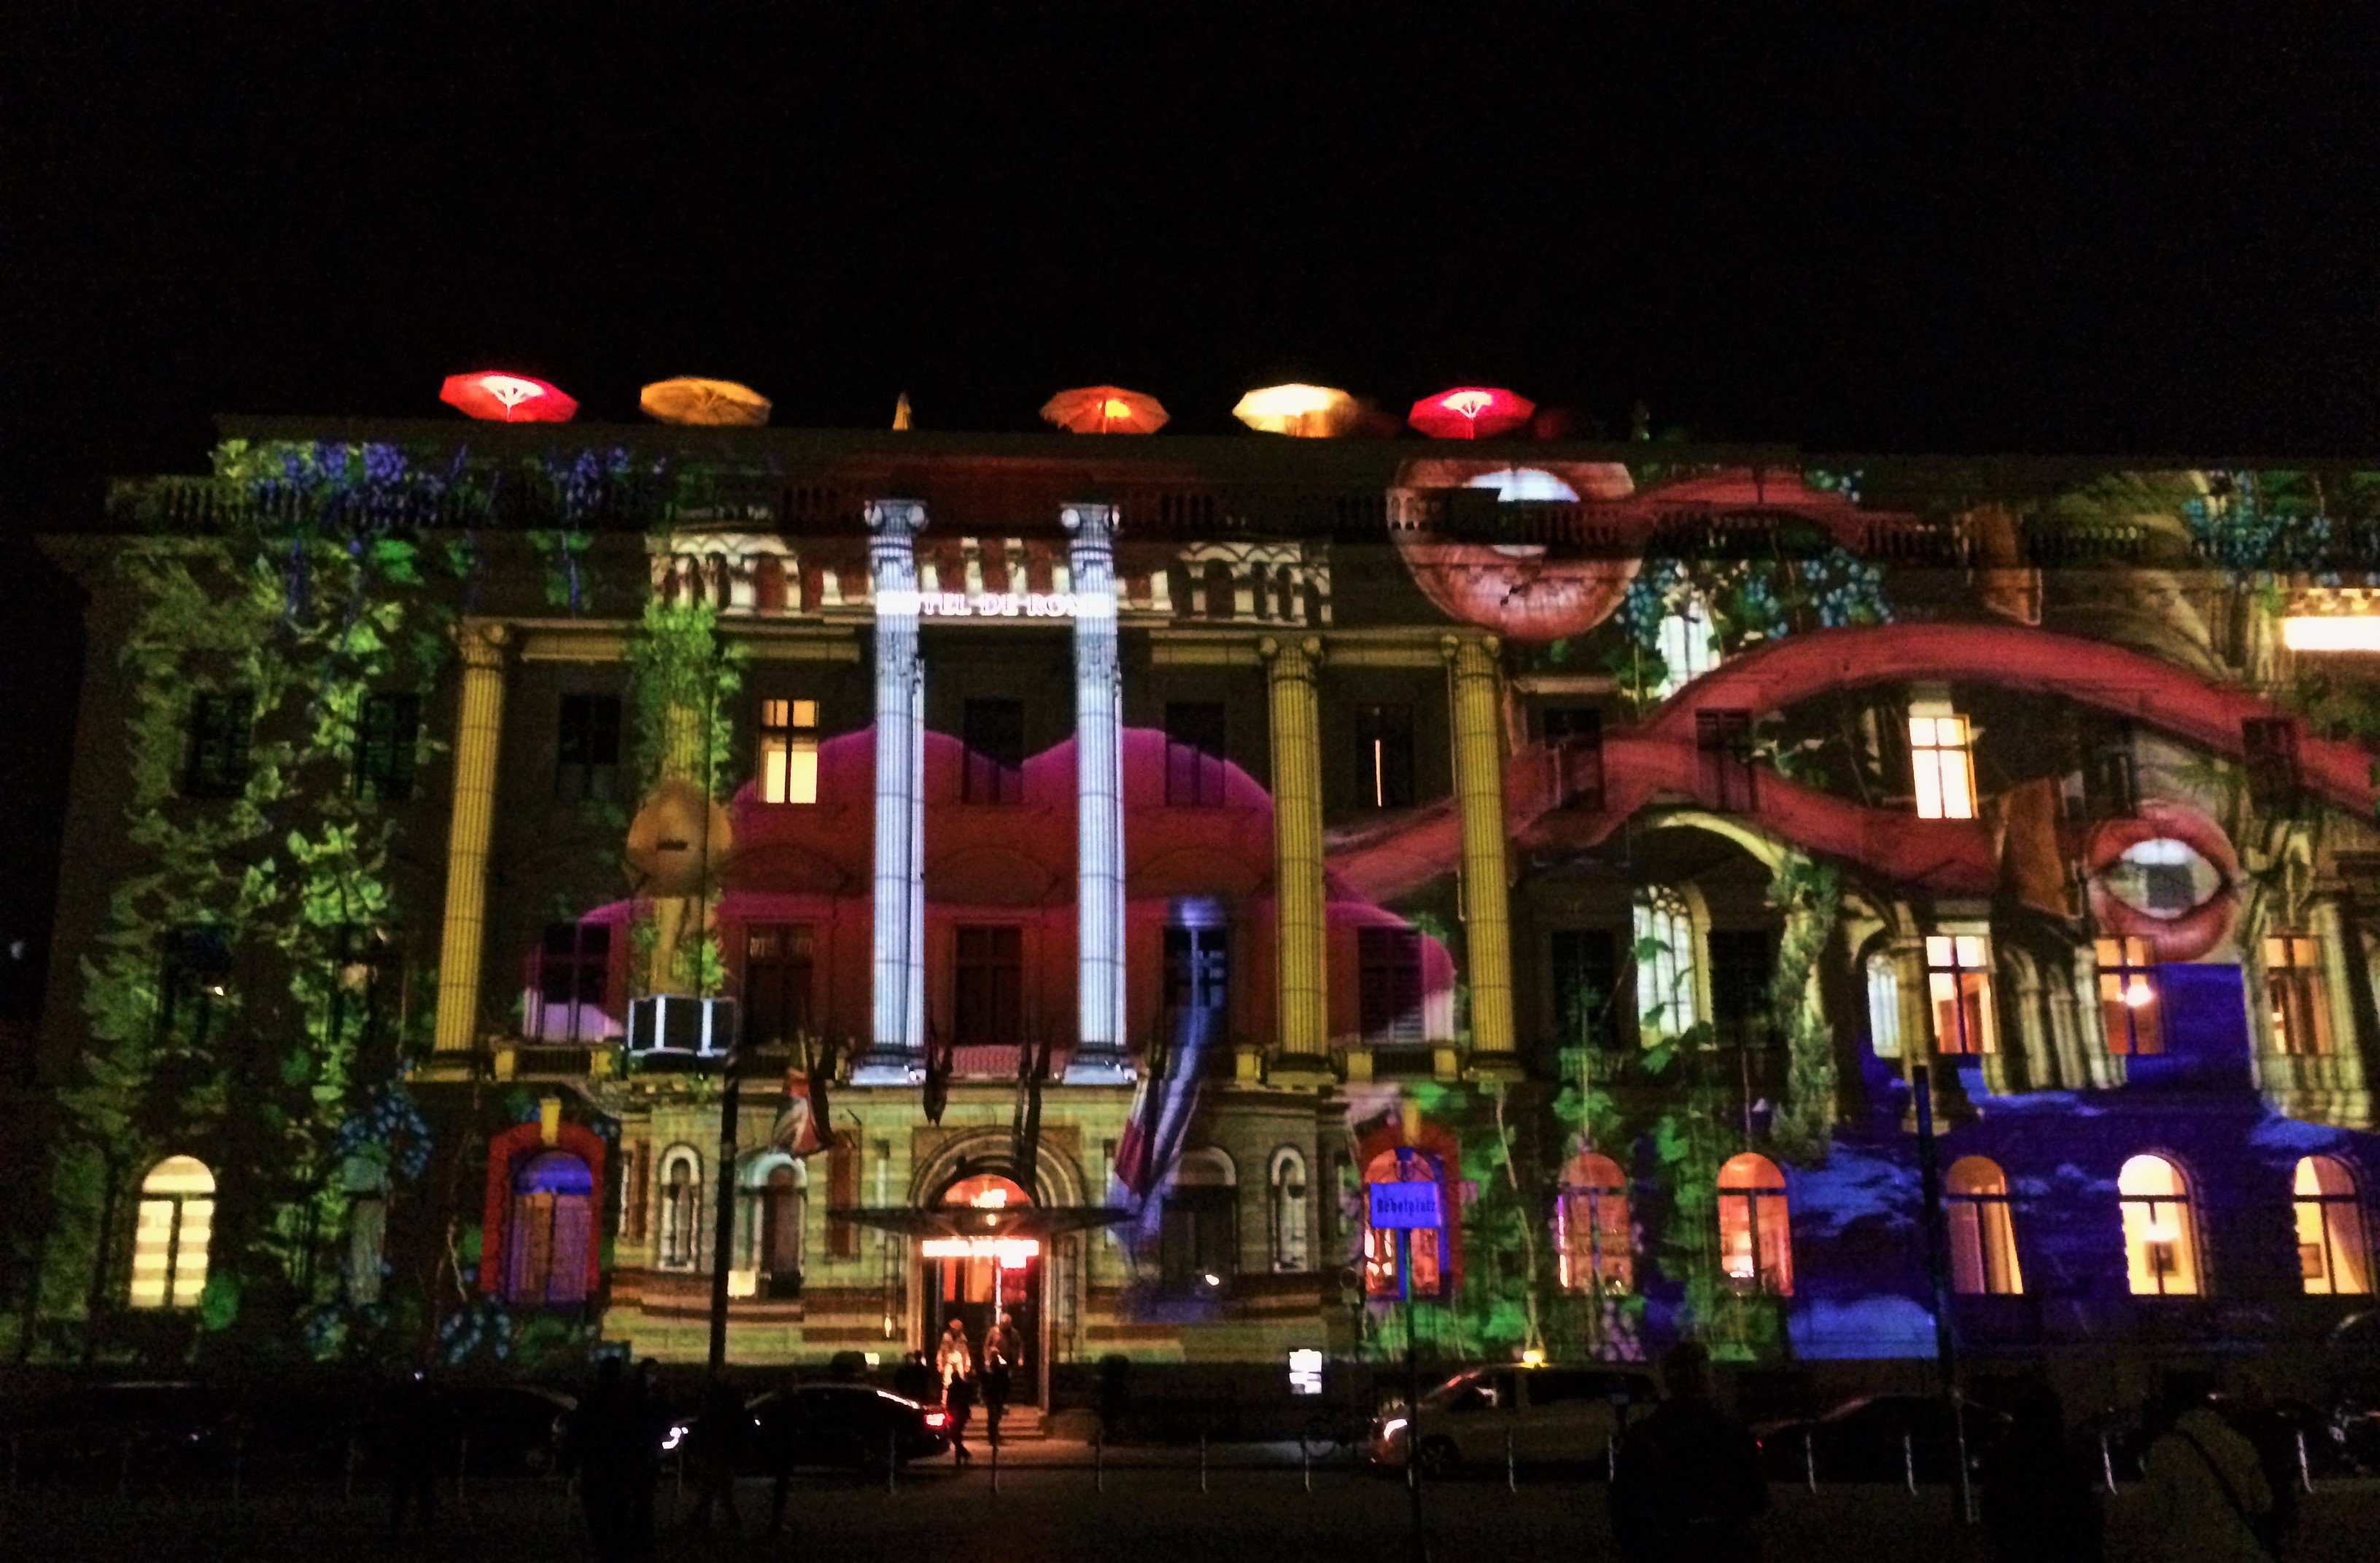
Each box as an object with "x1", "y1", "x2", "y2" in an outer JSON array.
[
  {"x1": 1408, "y1": 386, "x2": 1535, "y2": 441},
  {"x1": 439, "y1": 370, "x2": 578, "y2": 423},
  {"x1": 1040, "y1": 385, "x2": 1168, "y2": 434}
]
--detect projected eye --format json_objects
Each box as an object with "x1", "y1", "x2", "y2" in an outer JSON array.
[{"x1": 2099, "y1": 837, "x2": 2225, "y2": 918}]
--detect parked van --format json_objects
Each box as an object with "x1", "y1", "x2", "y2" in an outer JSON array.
[{"x1": 1369, "y1": 1363, "x2": 1658, "y2": 1478}]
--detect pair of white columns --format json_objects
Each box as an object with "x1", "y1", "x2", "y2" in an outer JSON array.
[{"x1": 850, "y1": 501, "x2": 1129, "y2": 1085}]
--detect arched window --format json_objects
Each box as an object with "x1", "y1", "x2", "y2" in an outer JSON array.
[
  {"x1": 1363, "y1": 1147, "x2": 1446, "y2": 1299},
  {"x1": 1633, "y1": 888, "x2": 1699, "y2": 1044},
  {"x1": 1557, "y1": 1151, "x2": 1632, "y2": 1295},
  {"x1": 1203, "y1": 560, "x2": 1236, "y2": 621},
  {"x1": 659, "y1": 1145, "x2": 703, "y2": 1271},
  {"x1": 1653, "y1": 592, "x2": 1718, "y2": 699},
  {"x1": 1945, "y1": 1156, "x2": 2024, "y2": 1295},
  {"x1": 2295, "y1": 1155, "x2": 2371, "y2": 1296},
  {"x1": 130, "y1": 1156, "x2": 214, "y2": 1310},
  {"x1": 1716, "y1": 1152, "x2": 1792, "y2": 1296},
  {"x1": 1268, "y1": 1147, "x2": 1310, "y2": 1273},
  {"x1": 1865, "y1": 950, "x2": 1903, "y2": 1060},
  {"x1": 2119, "y1": 1153, "x2": 2201, "y2": 1295},
  {"x1": 740, "y1": 1155, "x2": 805, "y2": 1297},
  {"x1": 505, "y1": 1151, "x2": 593, "y2": 1307}
]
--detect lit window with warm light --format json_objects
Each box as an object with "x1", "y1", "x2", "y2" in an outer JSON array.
[
  {"x1": 1946, "y1": 1157, "x2": 2024, "y2": 1295},
  {"x1": 759, "y1": 698, "x2": 819, "y2": 804},
  {"x1": 2294, "y1": 1155, "x2": 2371, "y2": 1295},
  {"x1": 1557, "y1": 1151, "x2": 1633, "y2": 1295},
  {"x1": 2119, "y1": 1153, "x2": 2201, "y2": 1295},
  {"x1": 129, "y1": 1156, "x2": 214, "y2": 1309},
  {"x1": 2095, "y1": 936, "x2": 2163, "y2": 1055},
  {"x1": 1926, "y1": 933, "x2": 1997, "y2": 1055},
  {"x1": 1907, "y1": 702, "x2": 1977, "y2": 820},
  {"x1": 2282, "y1": 616, "x2": 2380, "y2": 653},
  {"x1": 658, "y1": 1145, "x2": 703, "y2": 1271},
  {"x1": 1716, "y1": 1152, "x2": 1792, "y2": 1296},
  {"x1": 2265, "y1": 933, "x2": 2333, "y2": 1056},
  {"x1": 1634, "y1": 888, "x2": 1700, "y2": 1045},
  {"x1": 1362, "y1": 1148, "x2": 1445, "y2": 1299},
  {"x1": 1653, "y1": 594, "x2": 1719, "y2": 699}
]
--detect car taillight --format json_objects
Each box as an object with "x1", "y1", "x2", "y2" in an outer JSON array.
[{"x1": 923, "y1": 1409, "x2": 950, "y2": 1430}]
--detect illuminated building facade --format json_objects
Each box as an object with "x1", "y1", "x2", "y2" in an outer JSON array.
[{"x1": 23, "y1": 423, "x2": 2380, "y2": 1412}]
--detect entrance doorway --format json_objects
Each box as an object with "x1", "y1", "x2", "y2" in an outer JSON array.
[{"x1": 924, "y1": 1174, "x2": 1041, "y2": 1407}]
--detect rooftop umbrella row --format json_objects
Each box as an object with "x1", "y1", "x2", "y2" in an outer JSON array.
[{"x1": 438, "y1": 369, "x2": 1546, "y2": 440}]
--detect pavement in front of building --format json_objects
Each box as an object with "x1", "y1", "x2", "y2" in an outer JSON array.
[{"x1": 7, "y1": 1454, "x2": 2379, "y2": 1563}]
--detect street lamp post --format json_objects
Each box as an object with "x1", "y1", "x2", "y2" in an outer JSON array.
[{"x1": 1911, "y1": 1063, "x2": 1970, "y2": 1524}]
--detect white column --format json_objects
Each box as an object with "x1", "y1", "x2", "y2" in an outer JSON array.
[
  {"x1": 858, "y1": 499, "x2": 927, "y2": 1083},
  {"x1": 1065, "y1": 503, "x2": 1131, "y2": 1082}
]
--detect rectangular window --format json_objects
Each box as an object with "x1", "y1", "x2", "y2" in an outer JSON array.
[
  {"x1": 329, "y1": 923, "x2": 400, "y2": 1051},
  {"x1": 621, "y1": 1144, "x2": 650, "y2": 1243},
  {"x1": 1163, "y1": 926, "x2": 1228, "y2": 1012},
  {"x1": 158, "y1": 926, "x2": 233, "y2": 1048},
  {"x1": 2266, "y1": 933, "x2": 2333, "y2": 1056},
  {"x1": 2095, "y1": 936, "x2": 2164, "y2": 1055},
  {"x1": 742, "y1": 924, "x2": 815, "y2": 1048},
  {"x1": 1159, "y1": 1185, "x2": 1238, "y2": 1295},
  {"x1": 1164, "y1": 702, "x2": 1228, "y2": 807},
  {"x1": 556, "y1": 693, "x2": 623, "y2": 802},
  {"x1": 758, "y1": 698, "x2": 820, "y2": 804},
  {"x1": 1695, "y1": 709, "x2": 1756, "y2": 812},
  {"x1": 1357, "y1": 705, "x2": 1416, "y2": 810},
  {"x1": 353, "y1": 692, "x2": 421, "y2": 802},
  {"x1": 1358, "y1": 926, "x2": 1424, "y2": 1047},
  {"x1": 2088, "y1": 721, "x2": 2139, "y2": 818},
  {"x1": 961, "y1": 699, "x2": 1025, "y2": 804},
  {"x1": 1908, "y1": 707, "x2": 1977, "y2": 821},
  {"x1": 1926, "y1": 933, "x2": 1997, "y2": 1055},
  {"x1": 182, "y1": 691, "x2": 254, "y2": 799},
  {"x1": 1550, "y1": 928, "x2": 1619, "y2": 1049},
  {"x1": 827, "y1": 1132, "x2": 858, "y2": 1259},
  {"x1": 532, "y1": 922, "x2": 611, "y2": 1044},
  {"x1": 1708, "y1": 929, "x2": 1778, "y2": 1050},
  {"x1": 954, "y1": 925, "x2": 1024, "y2": 1045},
  {"x1": 1543, "y1": 707, "x2": 1605, "y2": 811},
  {"x1": 2243, "y1": 718, "x2": 2303, "y2": 811}
]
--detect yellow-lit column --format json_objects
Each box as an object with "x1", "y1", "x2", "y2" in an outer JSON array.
[
  {"x1": 1263, "y1": 635, "x2": 1329, "y2": 1079},
  {"x1": 1443, "y1": 634, "x2": 1516, "y2": 1073},
  {"x1": 433, "y1": 621, "x2": 510, "y2": 1053}
]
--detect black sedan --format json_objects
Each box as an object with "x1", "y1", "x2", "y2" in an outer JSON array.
[
  {"x1": 663, "y1": 1384, "x2": 952, "y2": 1474},
  {"x1": 1753, "y1": 1395, "x2": 2007, "y2": 1485},
  {"x1": 3, "y1": 1381, "x2": 244, "y2": 1482}
]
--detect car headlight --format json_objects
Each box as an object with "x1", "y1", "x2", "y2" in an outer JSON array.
[
  {"x1": 1380, "y1": 1418, "x2": 1408, "y2": 1441},
  {"x1": 661, "y1": 1424, "x2": 689, "y2": 1452}
]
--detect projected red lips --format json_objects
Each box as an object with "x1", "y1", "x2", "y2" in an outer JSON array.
[
  {"x1": 1390, "y1": 458, "x2": 1640, "y2": 640},
  {"x1": 2083, "y1": 800, "x2": 2240, "y2": 962}
]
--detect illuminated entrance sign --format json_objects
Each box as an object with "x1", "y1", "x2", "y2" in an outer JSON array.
[
  {"x1": 1368, "y1": 1179, "x2": 1444, "y2": 1230},
  {"x1": 920, "y1": 1236, "x2": 1041, "y2": 1268},
  {"x1": 917, "y1": 592, "x2": 1082, "y2": 619}
]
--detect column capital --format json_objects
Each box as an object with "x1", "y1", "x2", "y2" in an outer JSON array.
[
  {"x1": 1439, "y1": 631, "x2": 1503, "y2": 666},
  {"x1": 457, "y1": 619, "x2": 511, "y2": 670},
  {"x1": 1061, "y1": 502, "x2": 1120, "y2": 538},
  {"x1": 864, "y1": 498, "x2": 928, "y2": 537},
  {"x1": 1258, "y1": 634, "x2": 1324, "y2": 670}
]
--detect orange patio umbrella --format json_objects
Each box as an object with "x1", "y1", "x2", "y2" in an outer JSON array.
[
  {"x1": 640, "y1": 376, "x2": 772, "y2": 427},
  {"x1": 1040, "y1": 385, "x2": 1168, "y2": 434},
  {"x1": 1233, "y1": 383, "x2": 1355, "y2": 437}
]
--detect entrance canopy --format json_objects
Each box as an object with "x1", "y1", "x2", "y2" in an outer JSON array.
[{"x1": 829, "y1": 1205, "x2": 1131, "y2": 1244}]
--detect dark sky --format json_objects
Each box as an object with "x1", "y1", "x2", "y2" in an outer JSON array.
[{"x1": 1, "y1": 5, "x2": 2376, "y2": 1005}]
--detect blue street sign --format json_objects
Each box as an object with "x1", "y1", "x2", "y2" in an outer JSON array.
[{"x1": 1368, "y1": 1179, "x2": 1443, "y2": 1230}]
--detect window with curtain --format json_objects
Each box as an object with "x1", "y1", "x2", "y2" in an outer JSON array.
[
  {"x1": 2096, "y1": 936, "x2": 2164, "y2": 1056},
  {"x1": 2295, "y1": 1155, "x2": 2371, "y2": 1296},
  {"x1": 2119, "y1": 1153, "x2": 2201, "y2": 1296},
  {"x1": 1926, "y1": 933, "x2": 1997, "y2": 1055},
  {"x1": 1716, "y1": 1152, "x2": 1792, "y2": 1296},
  {"x1": 659, "y1": 1146, "x2": 703, "y2": 1271},
  {"x1": 1268, "y1": 1147, "x2": 1310, "y2": 1272},
  {"x1": 2265, "y1": 934, "x2": 2333, "y2": 1056},
  {"x1": 1946, "y1": 1156, "x2": 2024, "y2": 1295},
  {"x1": 129, "y1": 1156, "x2": 215, "y2": 1309},
  {"x1": 1557, "y1": 1151, "x2": 1632, "y2": 1295},
  {"x1": 1633, "y1": 890, "x2": 1699, "y2": 1044}
]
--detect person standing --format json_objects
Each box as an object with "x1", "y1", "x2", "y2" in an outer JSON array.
[
  {"x1": 1980, "y1": 1380, "x2": 2104, "y2": 1563},
  {"x1": 1610, "y1": 1341, "x2": 1769, "y2": 1563},
  {"x1": 384, "y1": 1367, "x2": 449, "y2": 1541},
  {"x1": 2145, "y1": 1376, "x2": 2274, "y2": 1563},
  {"x1": 937, "y1": 1317, "x2": 977, "y2": 1466},
  {"x1": 686, "y1": 1378, "x2": 748, "y2": 1533},
  {"x1": 893, "y1": 1350, "x2": 935, "y2": 1407},
  {"x1": 982, "y1": 1311, "x2": 1020, "y2": 1447}
]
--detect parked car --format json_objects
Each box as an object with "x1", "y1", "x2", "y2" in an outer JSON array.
[
  {"x1": 2, "y1": 1381, "x2": 244, "y2": 1482},
  {"x1": 446, "y1": 1384, "x2": 576, "y2": 1475},
  {"x1": 1368, "y1": 1363, "x2": 1659, "y2": 1479},
  {"x1": 662, "y1": 1384, "x2": 951, "y2": 1473},
  {"x1": 1753, "y1": 1395, "x2": 2007, "y2": 1485}
]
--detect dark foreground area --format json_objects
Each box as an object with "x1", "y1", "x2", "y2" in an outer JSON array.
[{"x1": 3, "y1": 1457, "x2": 2376, "y2": 1563}]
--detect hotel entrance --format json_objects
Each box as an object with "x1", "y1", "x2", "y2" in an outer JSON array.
[{"x1": 925, "y1": 1174, "x2": 1041, "y2": 1407}]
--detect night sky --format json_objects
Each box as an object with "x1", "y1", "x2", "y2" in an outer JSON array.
[{"x1": 2, "y1": 6, "x2": 2376, "y2": 1008}]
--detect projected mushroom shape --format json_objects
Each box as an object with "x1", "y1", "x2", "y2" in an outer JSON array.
[{"x1": 439, "y1": 371, "x2": 579, "y2": 423}]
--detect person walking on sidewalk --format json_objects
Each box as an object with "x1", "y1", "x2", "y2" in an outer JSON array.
[
  {"x1": 2146, "y1": 1376, "x2": 2274, "y2": 1563},
  {"x1": 982, "y1": 1311, "x2": 1020, "y2": 1446},
  {"x1": 1610, "y1": 1341, "x2": 1768, "y2": 1563},
  {"x1": 937, "y1": 1318, "x2": 976, "y2": 1466}
]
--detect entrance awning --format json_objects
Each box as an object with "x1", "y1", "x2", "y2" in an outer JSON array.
[{"x1": 829, "y1": 1206, "x2": 1132, "y2": 1242}]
